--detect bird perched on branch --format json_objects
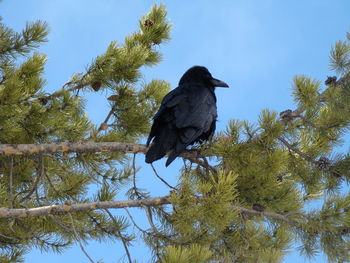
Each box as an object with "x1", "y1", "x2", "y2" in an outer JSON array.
[{"x1": 145, "y1": 66, "x2": 229, "y2": 166}]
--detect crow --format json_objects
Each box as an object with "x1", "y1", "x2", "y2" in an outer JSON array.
[{"x1": 145, "y1": 66, "x2": 229, "y2": 166}]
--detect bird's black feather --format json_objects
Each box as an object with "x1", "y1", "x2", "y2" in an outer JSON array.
[{"x1": 145, "y1": 66, "x2": 228, "y2": 166}]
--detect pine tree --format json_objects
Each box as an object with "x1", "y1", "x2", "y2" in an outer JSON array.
[{"x1": 1, "y1": 4, "x2": 350, "y2": 263}]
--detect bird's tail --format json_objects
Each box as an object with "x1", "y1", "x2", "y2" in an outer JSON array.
[
  {"x1": 145, "y1": 124, "x2": 177, "y2": 165},
  {"x1": 145, "y1": 143, "x2": 166, "y2": 164},
  {"x1": 165, "y1": 151, "x2": 178, "y2": 167}
]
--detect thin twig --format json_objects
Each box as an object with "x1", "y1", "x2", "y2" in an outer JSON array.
[
  {"x1": 132, "y1": 153, "x2": 137, "y2": 191},
  {"x1": 79, "y1": 154, "x2": 104, "y2": 184},
  {"x1": 104, "y1": 209, "x2": 132, "y2": 263},
  {"x1": 8, "y1": 157, "x2": 13, "y2": 208},
  {"x1": 124, "y1": 207, "x2": 164, "y2": 259},
  {"x1": 201, "y1": 155, "x2": 211, "y2": 176},
  {"x1": 278, "y1": 137, "x2": 318, "y2": 164},
  {"x1": 35, "y1": 186, "x2": 42, "y2": 205},
  {"x1": 68, "y1": 213, "x2": 95, "y2": 263},
  {"x1": 132, "y1": 153, "x2": 142, "y2": 199},
  {"x1": 144, "y1": 206, "x2": 161, "y2": 234},
  {"x1": 44, "y1": 169, "x2": 60, "y2": 196},
  {"x1": 0, "y1": 232, "x2": 18, "y2": 241},
  {"x1": 39, "y1": 82, "x2": 88, "y2": 102},
  {"x1": 182, "y1": 158, "x2": 193, "y2": 174},
  {"x1": 144, "y1": 206, "x2": 163, "y2": 260},
  {"x1": 125, "y1": 207, "x2": 175, "y2": 239},
  {"x1": 19, "y1": 154, "x2": 45, "y2": 202},
  {"x1": 237, "y1": 206, "x2": 304, "y2": 225},
  {"x1": 125, "y1": 208, "x2": 165, "y2": 260},
  {"x1": 97, "y1": 107, "x2": 115, "y2": 134},
  {"x1": 97, "y1": 95, "x2": 151, "y2": 134},
  {"x1": 49, "y1": 215, "x2": 74, "y2": 232},
  {"x1": 124, "y1": 208, "x2": 148, "y2": 234},
  {"x1": 150, "y1": 163, "x2": 176, "y2": 190},
  {"x1": 40, "y1": 68, "x2": 93, "y2": 101},
  {"x1": 187, "y1": 157, "x2": 218, "y2": 174}
]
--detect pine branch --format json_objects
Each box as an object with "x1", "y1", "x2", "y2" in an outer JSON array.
[
  {"x1": 278, "y1": 137, "x2": 318, "y2": 164},
  {"x1": 41, "y1": 82, "x2": 88, "y2": 101},
  {"x1": 0, "y1": 196, "x2": 171, "y2": 218},
  {"x1": 0, "y1": 142, "x2": 201, "y2": 158},
  {"x1": 275, "y1": 74, "x2": 348, "y2": 131},
  {"x1": 0, "y1": 195, "x2": 303, "y2": 226}
]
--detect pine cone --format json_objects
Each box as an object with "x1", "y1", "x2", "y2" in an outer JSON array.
[
  {"x1": 38, "y1": 97, "x2": 48, "y2": 105},
  {"x1": 325, "y1": 76, "x2": 337, "y2": 86},
  {"x1": 318, "y1": 157, "x2": 331, "y2": 171},
  {"x1": 144, "y1": 19, "x2": 154, "y2": 28},
  {"x1": 99, "y1": 123, "x2": 108, "y2": 131},
  {"x1": 280, "y1": 109, "x2": 295, "y2": 123},
  {"x1": 252, "y1": 203, "x2": 265, "y2": 212},
  {"x1": 91, "y1": 80, "x2": 102, "y2": 91}
]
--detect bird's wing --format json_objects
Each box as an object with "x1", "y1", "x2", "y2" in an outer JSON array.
[
  {"x1": 147, "y1": 84, "x2": 216, "y2": 148},
  {"x1": 173, "y1": 87, "x2": 217, "y2": 150},
  {"x1": 146, "y1": 87, "x2": 186, "y2": 145},
  {"x1": 175, "y1": 89, "x2": 216, "y2": 130},
  {"x1": 153, "y1": 87, "x2": 186, "y2": 120},
  {"x1": 164, "y1": 88, "x2": 217, "y2": 166}
]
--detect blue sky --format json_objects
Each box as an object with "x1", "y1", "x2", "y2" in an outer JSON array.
[{"x1": 2, "y1": 0, "x2": 350, "y2": 262}]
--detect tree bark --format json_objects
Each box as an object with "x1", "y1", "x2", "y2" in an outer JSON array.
[
  {"x1": 0, "y1": 196, "x2": 171, "y2": 218},
  {"x1": 0, "y1": 142, "x2": 200, "y2": 158},
  {"x1": 0, "y1": 195, "x2": 302, "y2": 225}
]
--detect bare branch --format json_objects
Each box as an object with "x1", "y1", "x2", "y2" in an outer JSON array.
[
  {"x1": 0, "y1": 196, "x2": 171, "y2": 219},
  {"x1": 0, "y1": 195, "x2": 302, "y2": 226},
  {"x1": 0, "y1": 142, "x2": 145, "y2": 155},
  {"x1": 0, "y1": 142, "x2": 201, "y2": 159}
]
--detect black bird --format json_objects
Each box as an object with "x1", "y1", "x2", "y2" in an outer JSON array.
[{"x1": 145, "y1": 66, "x2": 229, "y2": 166}]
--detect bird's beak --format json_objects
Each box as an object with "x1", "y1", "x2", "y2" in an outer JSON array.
[{"x1": 211, "y1": 78, "x2": 229, "y2": 88}]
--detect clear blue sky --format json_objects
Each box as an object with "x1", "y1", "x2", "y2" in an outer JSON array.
[{"x1": 2, "y1": 0, "x2": 350, "y2": 262}]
